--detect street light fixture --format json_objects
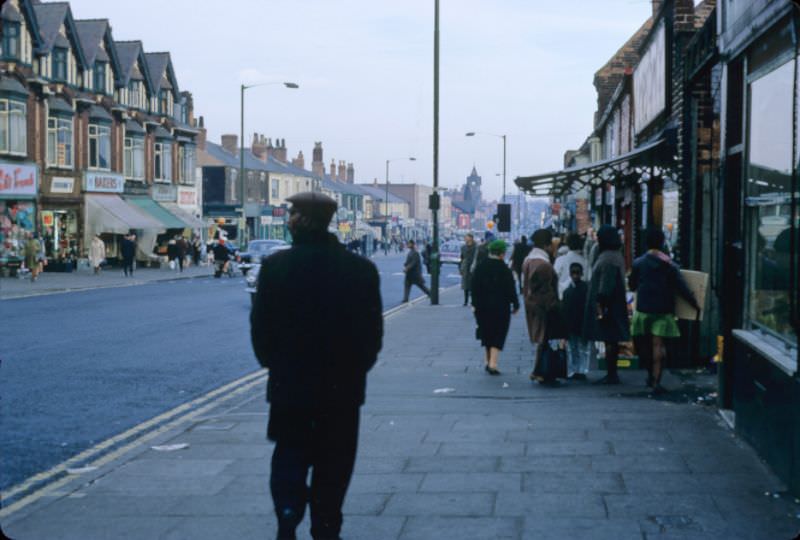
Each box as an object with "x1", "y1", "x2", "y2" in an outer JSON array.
[
  {"x1": 465, "y1": 131, "x2": 507, "y2": 203},
  {"x1": 384, "y1": 157, "x2": 416, "y2": 253},
  {"x1": 239, "y1": 81, "x2": 299, "y2": 245}
]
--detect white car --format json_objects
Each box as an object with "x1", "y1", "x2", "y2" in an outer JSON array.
[{"x1": 245, "y1": 243, "x2": 290, "y2": 304}]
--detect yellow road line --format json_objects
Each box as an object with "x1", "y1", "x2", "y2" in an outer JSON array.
[
  {"x1": 1, "y1": 369, "x2": 266, "y2": 503},
  {"x1": 0, "y1": 374, "x2": 267, "y2": 519}
]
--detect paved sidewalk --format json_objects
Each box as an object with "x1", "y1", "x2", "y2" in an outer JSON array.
[
  {"x1": 5, "y1": 288, "x2": 800, "y2": 539},
  {"x1": 0, "y1": 264, "x2": 213, "y2": 300}
]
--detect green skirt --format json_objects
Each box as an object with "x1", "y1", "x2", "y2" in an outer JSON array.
[{"x1": 631, "y1": 311, "x2": 680, "y2": 338}]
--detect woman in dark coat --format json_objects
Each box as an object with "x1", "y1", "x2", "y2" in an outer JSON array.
[
  {"x1": 471, "y1": 240, "x2": 520, "y2": 375},
  {"x1": 583, "y1": 225, "x2": 629, "y2": 385}
]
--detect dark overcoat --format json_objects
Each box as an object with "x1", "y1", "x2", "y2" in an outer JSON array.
[
  {"x1": 460, "y1": 243, "x2": 477, "y2": 291},
  {"x1": 404, "y1": 249, "x2": 424, "y2": 283},
  {"x1": 522, "y1": 252, "x2": 562, "y2": 344},
  {"x1": 471, "y1": 257, "x2": 519, "y2": 350},
  {"x1": 250, "y1": 233, "x2": 383, "y2": 421},
  {"x1": 582, "y1": 249, "x2": 630, "y2": 342}
]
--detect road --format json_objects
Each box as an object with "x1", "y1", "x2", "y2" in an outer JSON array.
[{"x1": 0, "y1": 252, "x2": 460, "y2": 491}]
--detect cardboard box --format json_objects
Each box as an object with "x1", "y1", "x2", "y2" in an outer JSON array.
[{"x1": 675, "y1": 269, "x2": 708, "y2": 321}]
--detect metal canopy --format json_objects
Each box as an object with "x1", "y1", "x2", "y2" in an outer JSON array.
[{"x1": 514, "y1": 138, "x2": 674, "y2": 197}]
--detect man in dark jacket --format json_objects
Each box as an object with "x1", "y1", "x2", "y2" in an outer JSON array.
[
  {"x1": 402, "y1": 239, "x2": 430, "y2": 302},
  {"x1": 250, "y1": 192, "x2": 383, "y2": 540},
  {"x1": 211, "y1": 238, "x2": 230, "y2": 278},
  {"x1": 120, "y1": 233, "x2": 136, "y2": 277},
  {"x1": 510, "y1": 235, "x2": 531, "y2": 293}
]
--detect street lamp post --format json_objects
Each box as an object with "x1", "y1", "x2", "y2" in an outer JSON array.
[
  {"x1": 431, "y1": 0, "x2": 440, "y2": 305},
  {"x1": 465, "y1": 131, "x2": 507, "y2": 203},
  {"x1": 384, "y1": 157, "x2": 416, "y2": 254},
  {"x1": 239, "y1": 81, "x2": 298, "y2": 246}
]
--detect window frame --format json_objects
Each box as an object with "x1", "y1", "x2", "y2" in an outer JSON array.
[
  {"x1": 52, "y1": 48, "x2": 68, "y2": 82},
  {"x1": 2, "y1": 21, "x2": 20, "y2": 61},
  {"x1": 154, "y1": 140, "x2": 173, "y2": 182},
  {"x1": 87, "y1": 123, "x2": 111, "y2": 171},
  {"x1": 46, "y1": 115, "x2": 73, "y2": 169},
  {"x1": 0, "y1": 98, "x2": 27, "y2": 156},
  {"x1": 94, "y1": 61, "x2": 106, "y2": 94},
  {"x1": 178, "y1": 143, "x2": 196, "y2": 185},
  {"x1": 123, "y1": 136, "x2": 145, "y2": 181}
]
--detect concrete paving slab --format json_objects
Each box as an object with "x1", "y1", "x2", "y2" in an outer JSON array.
[{"x1": 400, "y1": 516, "x2": 521, "y2": 540}]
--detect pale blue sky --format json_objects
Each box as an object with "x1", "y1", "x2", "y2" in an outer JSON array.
[{"x1": 67, "y1": 0, "x2": 654, "y2": 200}]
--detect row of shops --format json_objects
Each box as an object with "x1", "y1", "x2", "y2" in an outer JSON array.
[
  {"x1": 516, "y1": 0, "x2": 800, "y2": 495},
  {"x1": 0, "y1": 161, "x2": 203, "y2": 273}
]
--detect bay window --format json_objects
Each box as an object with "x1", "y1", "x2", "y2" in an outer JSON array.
[
  {"x1": 0, "y1": 99, "x2": 27, "y2": 155},
  {"x1": 46, "y1": 116, "x2": 73, "y2": 168},
  {"x1": 124, "y1": 137, "x2": 144, "y2": 181},
  {"x1": 88, "y1": 124, "x2": 111, "y2": 170},
  {"x1": 154, "y1": 141, "x2": 172, "y2": 182}
]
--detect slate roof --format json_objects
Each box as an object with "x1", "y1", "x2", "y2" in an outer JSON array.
[
  {"x1": 203, "y1": 141, "x2": 239, "y2": 168},
  {"x1": 144, "y1": 52, "x2": 178, "y2": 95},
  {"x1": 32, "y1": 1, "x2": 84, "y2": 65},
  {"x1": 114, "y1": 40, "x2": 151, "y2": 89},
  {"x1": 322, "y1": 178, "x2": 364, "y2": 197},
  {"x1": 354, "y1": 184, "x2": 406, "y2": 204},
  {"x1": 74, "y1": 19, "x2": 107, "y2": 65},
  {"x1": 1, "y1": 2, "x2": 23, "y2": 22}
]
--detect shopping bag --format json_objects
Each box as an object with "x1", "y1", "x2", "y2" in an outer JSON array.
[{"x1": 535, "y1": 341, "x2": 567, "y2": 380}]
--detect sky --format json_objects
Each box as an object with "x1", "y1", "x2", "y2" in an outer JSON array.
[{"x1": 67, "y1": 0, "x2": 654, "y2": 202}]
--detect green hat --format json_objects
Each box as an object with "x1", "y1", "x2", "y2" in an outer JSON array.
[{"x1": 488, "y1": 239, "x2": 507, "y2": 255}]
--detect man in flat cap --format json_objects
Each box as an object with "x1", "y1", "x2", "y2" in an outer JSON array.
[{"x1": 251, "y1": 191, "x2": 383, "y2": 540}]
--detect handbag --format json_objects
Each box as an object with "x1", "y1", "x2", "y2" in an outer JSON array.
[{"x1": 535, "y1": 340, "x2": 567, "y2": 380}]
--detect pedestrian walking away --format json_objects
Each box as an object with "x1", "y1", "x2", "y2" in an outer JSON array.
[
  {"x1": 583, "y1": 225, "x2": 630, "y2": 385},
  {"x1": 176, "y1": 235, "x2": 188, "y2": 272},
  {"x1": 629, "y1": 227, "x2": 700, "y2": 394},
  {"x1": 471, "y1": 231, "x2": 493, "y2": 274},
  {"x1": 562, "y1": 262, "x2": 590, "y2": 380},
  {"x1": 23, "y1": 232, "x2": 43, "y2": 282},
  {"x1": 522, "y1": 229, "x2": 564, "y2": 384},
  {"x1": 250, "y1": 191, "x2": 383, "y2": 540},
  {"x1": 212, "y1": 238, "x2": 230, "y2": 278},
  {"x1": 553, "y1": 232, "x2": 587, "y2": 299},
  {"x1": 120, "y1": 233, "x2": 136, "y2": 277},
  {"x1": 459, "y1": 233, "x2": 477, "y2": 306},
  {"x1": 89, "y1": 234, "x2": 106, "y2": 275},
  {"x1": 471, "y1": 240, "x2": 520, "y2": 375},
  {"x1": 402, "y1": 239, "x2": 431, "y2": 302},
  {"x1": 510, "y1": 234, "x2": 531, "y2": 293}
]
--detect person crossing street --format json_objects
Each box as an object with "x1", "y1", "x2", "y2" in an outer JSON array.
[{"x1": 402, "y1": 239, "x2": 431, "y2": 303}]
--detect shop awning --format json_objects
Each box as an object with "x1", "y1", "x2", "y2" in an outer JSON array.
[
  {"x1": 125, "y1": 196, "x2": 187, "y2": 229},
  {"x1": 514, "y1": 137, "x2": 673, "y2": 197},
  {"x1": 159, "y1": 202, "x2": 206, "y2": 229},
  {"x1": 85, "y1": 194, "x2": 163, "y2": 235}
]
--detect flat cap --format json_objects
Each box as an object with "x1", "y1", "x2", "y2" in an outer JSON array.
[{"x1": 286, "y1": 191, "x2": 337, "y2": 222}]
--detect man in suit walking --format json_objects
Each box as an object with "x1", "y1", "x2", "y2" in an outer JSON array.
[{"x1": 402, "y1": 239, "x2": 431, "y2": 303}]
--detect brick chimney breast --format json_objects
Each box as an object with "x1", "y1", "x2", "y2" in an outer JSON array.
[
  {"x1": 330, "y1": 159, "x2": 336, "y2": 179},
  {"x1": 221, "y1": 134, "x2": 238, "y2": 155},
  {"x1": 347, "y1": 162, "x2": 355, "y2": 184},
  {"x1": 338, "y1": 160, "x2": 346, "y2": 182},
  {"x1": 292, "y1": 150, "x2": 305, "y2": 169}
]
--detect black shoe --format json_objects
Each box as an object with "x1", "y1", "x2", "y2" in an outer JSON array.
[
  {"x1": 652, "y1": 384, "x2": 668, "y2": 395},
  {"x1": 539, "y1": 378, "x2": 561, "y2": 387},
  {"x1": 487, "y1": 367, "x2": 500, "y2": 375},
  {"x1": 645, "y1": 375, "x2": 654, "y2": 387},
  {"x1": 277, "y1": 509, "x2": 299, "y2": 540},
  {"x1": 593, "y1": 375, "x2": 621, "y2": 385},
  {"x1": 572, "y1": 373, "x2": 588, "y2": 381}
]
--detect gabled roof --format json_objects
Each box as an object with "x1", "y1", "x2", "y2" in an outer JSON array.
[
  {"x1": 322, "y1": 178, "x2": 364, "y2": 196},
  {"x1": 203, "y1": 141, "x2": 239, "y2": 167},
  {"x1": 32, "y1": 2, "x2": 86, "y2": 66},
  {"x1": 3, "y1": 0, "x2": 42, "y2": 51},
  {"x1": 74, "y1": 19, "x2": 122, "y2": 85},
  {"x1": 144, "y1": 52, "x2": 179, "y2": 95},
  {"x1": 354, "y1": 184, "x2": 406, "y2": 204},
  {"x1": 114, "y1": 40, "x2": 153, "y2": 91}
]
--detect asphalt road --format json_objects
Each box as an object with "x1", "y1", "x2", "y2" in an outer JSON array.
[{"x1": 0, "y1": 252, "x2": 460, "y2": 491}]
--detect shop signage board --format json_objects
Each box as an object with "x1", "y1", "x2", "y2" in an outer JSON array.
[
  {"x1": 260, "y1": 216, "x2": 273, "y2": 225},
  {"x1": 633, "y1": 20, "x2": 666, "y2": 135},
  {"x1": 152, "y1": 184, "x2": 177, "y2": 202},
  {"x1": 177, "y1": 187, "x2": 196, "y2": 208},
  {"x1": 0, "y1": 162, "x2": 37, "y2": 197},
  {"x1": 84, "y1": 171, "x2": 124, "y2": 193},
  {"x1": 51, "y1": 176, "x2": 75, "y2": 194}
]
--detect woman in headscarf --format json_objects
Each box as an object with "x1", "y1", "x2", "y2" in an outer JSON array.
[
  {"x1": 471, "y1": 240, "x2": 519, "y2": 375},
  {"x1": 583, "y1": 225, "x2": 629, "y2": 384}
]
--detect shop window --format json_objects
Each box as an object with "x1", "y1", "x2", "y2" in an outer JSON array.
[
  {"x1": 2, "y1": 21, "x2": 20, "y2": 60},
  {"x1": 0, "y1": 99, "x2": 27, "y2": 155},
  {"x1": 178, "y1": 144, "x2": 196, "y2": 184},
  {"x1": 46, "y1": 116, "x2": 73, "y2": 168},
  {"x1": 745, "y1": 55, "x2": 796, "y2": 345},
  {"x1": 154, "y1": 141, "x2": 172, "y2": 182},
  {"x1": 53, "y1": 48, "x2": 67, "y2": 82},
  {"x1": 88, "y1": 124, "x2": 111, "y2": 170},
  {"x1": 123, "y1": 137, "x2": 144, "y2": 181},
  {"x1": 0, "y1": 200, "x2": 35, "y2": 266},
  {"x1": 94, "y1": 62, "x2": 106, "y2": 94}
]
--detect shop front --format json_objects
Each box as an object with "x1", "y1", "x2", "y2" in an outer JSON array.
[
  {"x1": 83, "y1": 170, "x2": 162, "y2": 264},
  {"x1": 0, "y1": 161, "x2": 37, "y2": 276},
  {"x1": 40, "y1": 174, "x2": 82, "y2": 272},
  {"x1": 717, "y1": 0, "x2": 800, "y2": 495}
]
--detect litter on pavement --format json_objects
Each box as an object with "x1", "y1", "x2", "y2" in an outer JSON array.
[{"x1": 151, "y1": 443, "x2": 190, "y2": 452}]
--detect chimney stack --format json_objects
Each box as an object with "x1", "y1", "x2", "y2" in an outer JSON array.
[
  {"x1": 252, "y1": 132, "x2": 268, "y2": 162},
  {"x1": 312, "y1": 142, "x2": 324, "y2": 178},
  {"x1": 346, "y1": 162, "x2": 355, "y2": 184},
  {"x1": 329, "y1": 159, "x2": 336, "y2": 179},
  {"x1": 220, "y1": 134, "x2": 238, "y2": 155},
  {"x1": 273, "y1": 137, "x2": 288, "y2": 163},
  {"x1": 197, "y1": 116, "x2": 207, "y2": 151},
  {"x1": 337, "y1": 160, "x2": 347, "y2": 182},
  {"x1": 292, "y1": 150, "x2": 305, "y2": 169}
]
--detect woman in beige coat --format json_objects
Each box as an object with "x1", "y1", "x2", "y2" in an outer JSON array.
[
  {"x1": 522, "y1": 229, "x2": 560, "y2": 381},
  {"x1": 89, "y1": 235, "x2": 106, "y2": 274}
]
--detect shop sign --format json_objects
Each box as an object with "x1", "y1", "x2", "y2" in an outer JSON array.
[
  {"x1": 84, "y1": 171, "x2": 124, "y2": 193},
  {"x1": 177, "y1": 187, "x2": 196, "y2": 208},
  {"x1": 50, "y1": 176, "x2": 75, "y2": 194},
  {"x1": 633, "y1": 20, "x2": 666, "y2": 135},
  {"x1": 272, "y1": 217, "x2": 285, "y2": 226},
  {"x1": 152, "y1": 184, "x2": 177, "y2": 202},
  {"x1": 0, "y1": 162, "x2": 37, "y2": 197},
  {"x1": 260, "y1": 216, "x2": 273, "y2": 226},
  {"x1": 41, "y1": 211, "x2": 54, "y2": 227}
]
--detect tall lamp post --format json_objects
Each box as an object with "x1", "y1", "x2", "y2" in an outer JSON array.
[
  {"x1": 384, "y1": 157, "x2": 416, "y2": 254},
  {"x1": 465, "y1": 131, "x2": 507, "y2": 203},
  {"x1": 430, "y1": 0, "x2": 440, "y2": 305},
  {"x1": 239, "y1": 81, "x2": 298, "y2": 246}
]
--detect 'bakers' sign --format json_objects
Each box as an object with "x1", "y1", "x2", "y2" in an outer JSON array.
[
  {"x1": 0, "y1": 163, "x2": 37, "y2": 197},
  {"x1": 84, "y1": 171, "x2": 124, "y2": 193}
]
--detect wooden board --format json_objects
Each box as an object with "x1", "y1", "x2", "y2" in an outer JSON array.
[{"x1": 675, "y1": 269, "x2": 708, "y2": 321}]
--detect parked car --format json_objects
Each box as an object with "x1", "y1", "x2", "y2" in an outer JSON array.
[
  {"x1": 244, "y1": 243, "x2": 290, "y2": 303},
  {"x1": 239, "y1": 239, "x2": 289, "y2": 274},
  {"x1": 439, "y1": 240, "x2": 464, "y2": 265}
]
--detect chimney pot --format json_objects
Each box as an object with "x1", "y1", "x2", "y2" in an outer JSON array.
[{"x1": 220, "y1": 134, "x2": 238, "y2": 155}]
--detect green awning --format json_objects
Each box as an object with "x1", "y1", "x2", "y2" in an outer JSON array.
[{"x1": 125, "y1": 196, "x2": 186, "y2": 229}]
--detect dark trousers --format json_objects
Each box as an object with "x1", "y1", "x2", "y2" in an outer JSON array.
[
  {"x1": 402, "y1": 277, "x2": 430, "y2": 302},
  {"x1": 122, "y1": 257, "x2": 134, "y2": 276},
  {"x1": 270, "y1": 407, "x2": 360, "y2": 540}
]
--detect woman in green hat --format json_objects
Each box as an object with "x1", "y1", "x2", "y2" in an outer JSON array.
[{"x1": 471, "y1": 239, "x2": 520, "y2": 374}]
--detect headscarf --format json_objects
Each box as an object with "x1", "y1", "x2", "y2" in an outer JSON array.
[{"x1": 596, "y1": 225, "x2": 621, "y2": 252}]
